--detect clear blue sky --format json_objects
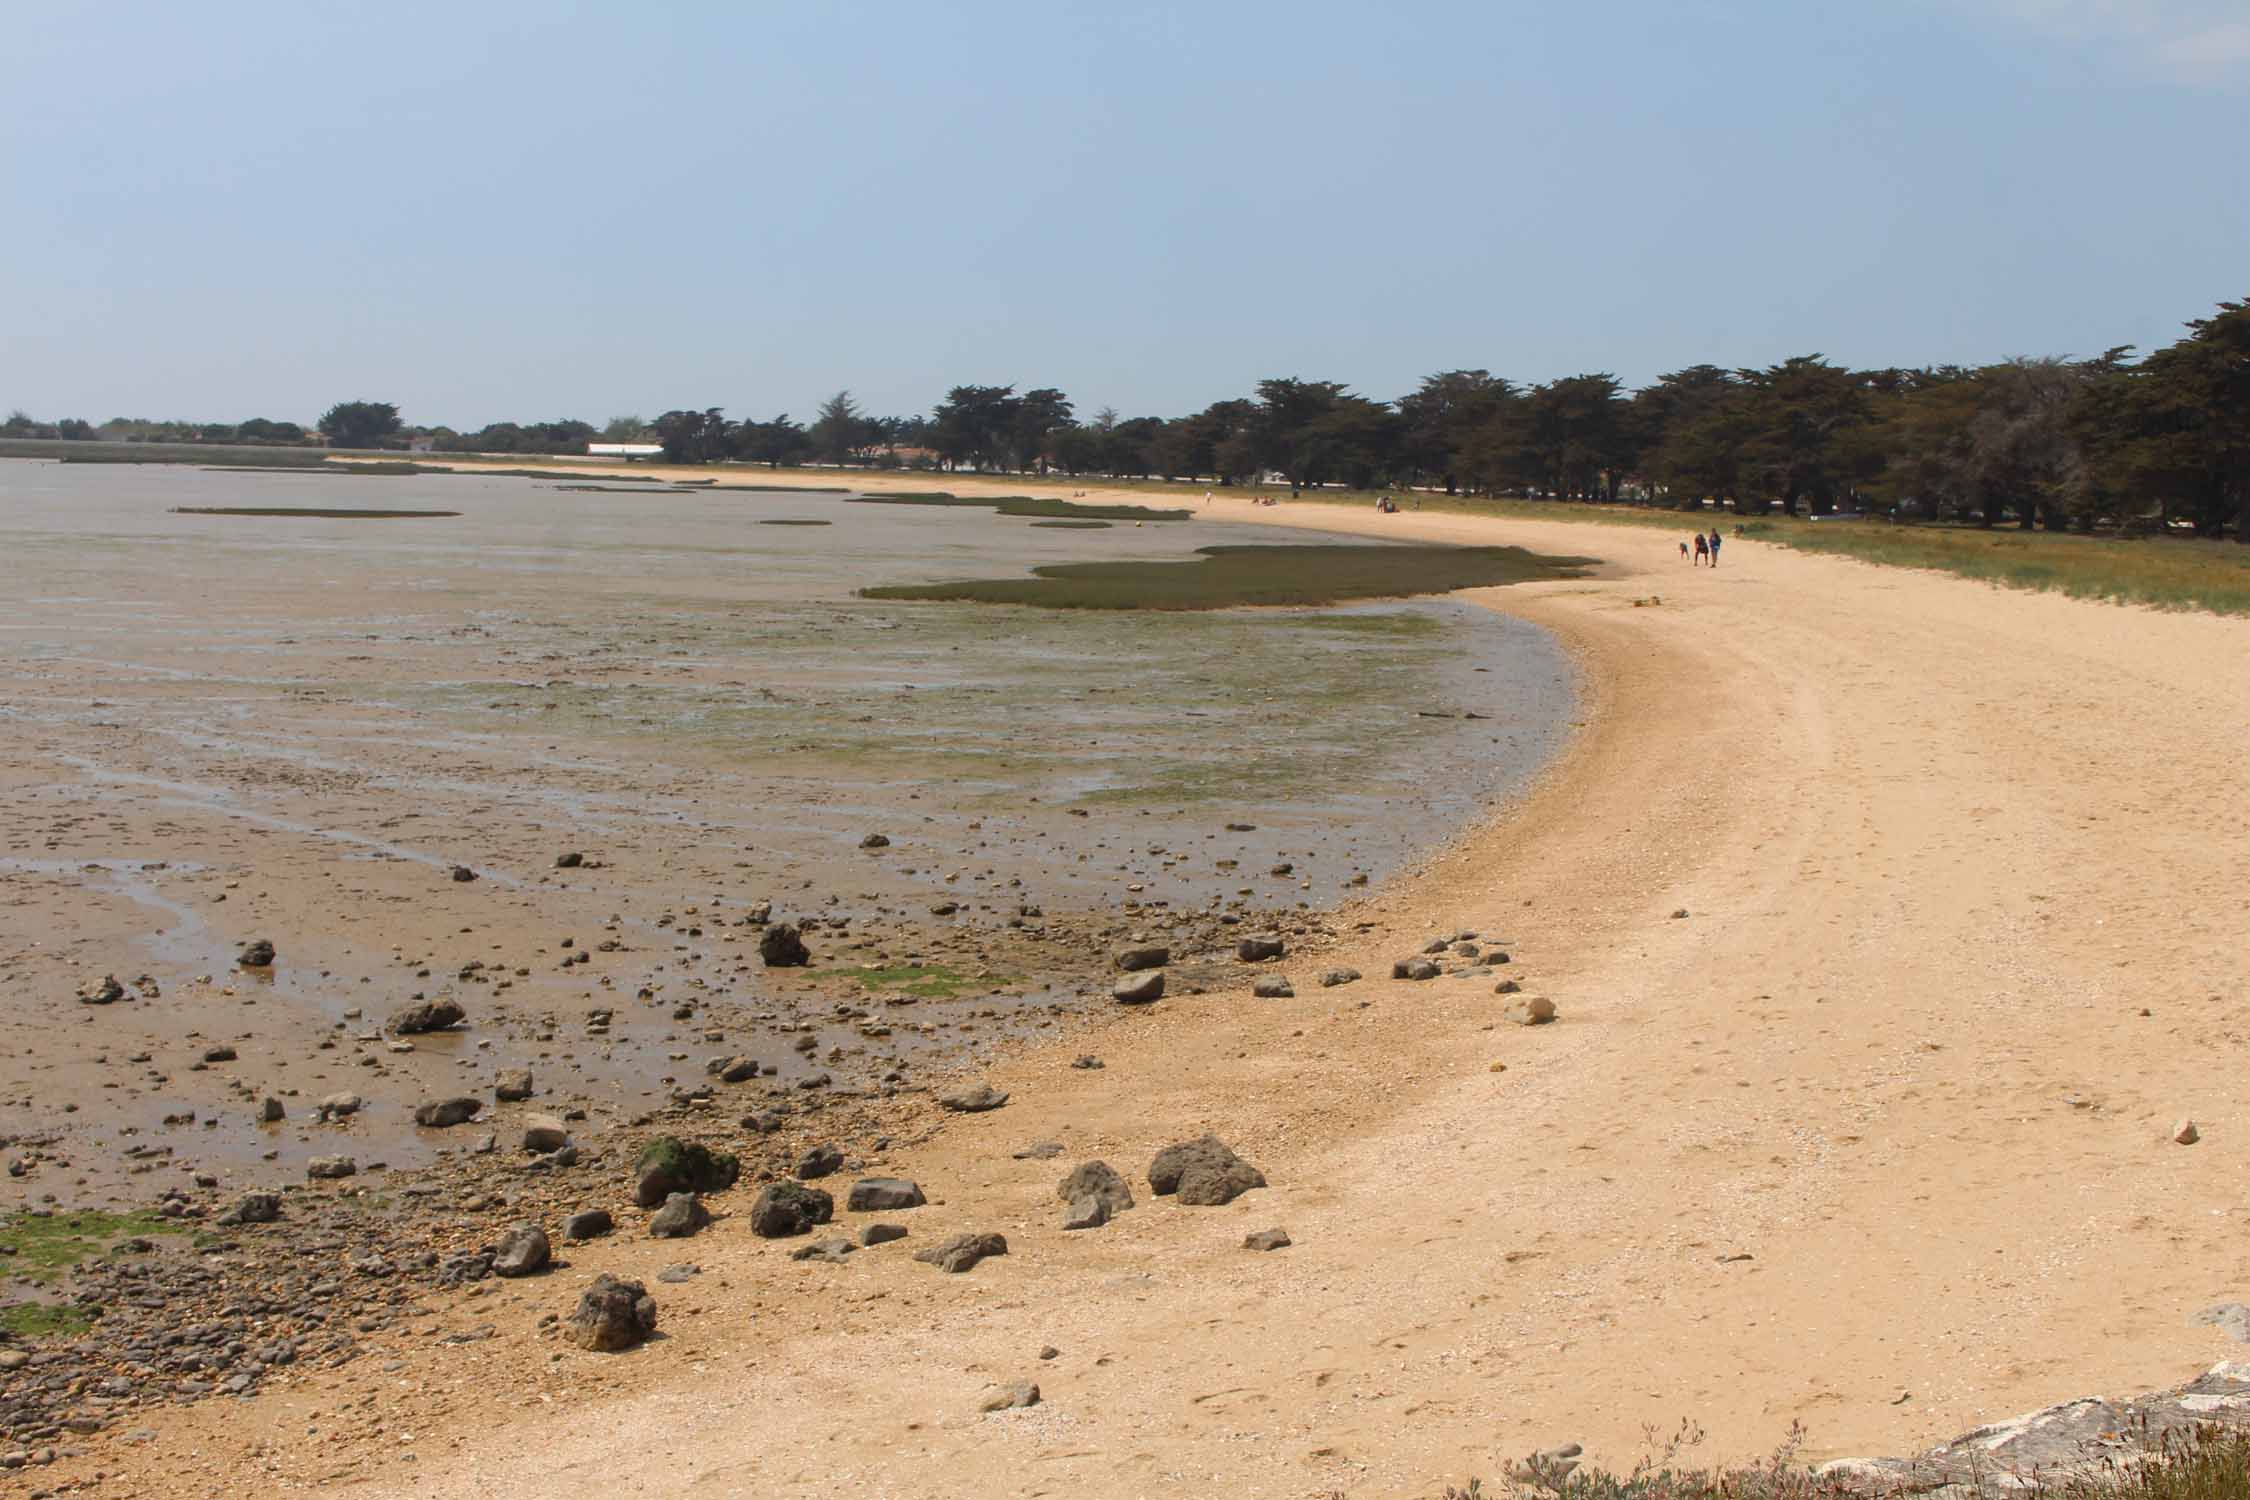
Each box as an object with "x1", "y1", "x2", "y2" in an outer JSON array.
[{"x1": 4, "y1": 0, "x2": 2243, "y2": 428}]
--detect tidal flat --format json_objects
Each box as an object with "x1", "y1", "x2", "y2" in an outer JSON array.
[{"x1": 0, "y1": 458, "x2": 1574, "y2": 1360}]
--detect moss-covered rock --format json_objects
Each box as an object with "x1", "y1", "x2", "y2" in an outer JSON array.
[{"x1": 633, "y1": 1137, "x2": 741, "y2": 1208}]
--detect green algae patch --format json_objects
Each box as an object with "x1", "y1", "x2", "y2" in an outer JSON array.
[
  {"x1": 634, "y1": 1138, "x2": 741, "y2": 1196},
  {"x1": 173, "y1": 506, "x2": 459, "y2": 519},
  {"x1": 0, "y1": 1209, "x2": 191, "y2": 1284},
  {"x1": 814, "y1": 963, "x2": 1003, "y2": 1000},
  {"x1": 862, "y1": 543, "x2": 1594, "y2": 610},
  {"x1": 0, "y1": 1301, "x2": 98, "y2": 1338},
  {"x1": 846, "y1": 493, "x2": 1190, "y2": 521}
]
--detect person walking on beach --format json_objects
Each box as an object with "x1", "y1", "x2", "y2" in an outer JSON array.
[
  {"x1": 1707, "y1": 530, "x2": 1722, "y2": 567},
  {"x1": 1693, "y1": 532, "x2": 1709, "y2": 566}
]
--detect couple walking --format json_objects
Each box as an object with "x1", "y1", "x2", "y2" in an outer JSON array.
[{"x1": 1681, "y1": 530, "x2": 1723, "y2": 566}]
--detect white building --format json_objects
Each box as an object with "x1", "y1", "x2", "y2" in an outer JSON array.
[{"x1": 587, "y1": 442, "x2": 663, "y2": 458}]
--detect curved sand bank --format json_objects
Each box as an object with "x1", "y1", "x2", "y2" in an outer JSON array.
[{"x1": 113, "y1": 483, "x2": 2250, "y2": 1497}]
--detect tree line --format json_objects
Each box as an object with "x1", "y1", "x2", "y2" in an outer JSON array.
[{"x1": 9, "y1": 296, "x2": 2244, "y2": 537}]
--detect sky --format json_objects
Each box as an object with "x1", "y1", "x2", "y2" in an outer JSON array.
[{"x1": 2, "y1": 0, "x2": 2243, "y2": 428}]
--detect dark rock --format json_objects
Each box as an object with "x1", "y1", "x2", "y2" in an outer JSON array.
[
  {"x1": 555, "y1": 851, "x2": 583, "y2": 868},
  {"x1": 1114, "y1": 944, "x2": 1170, "y2": 972},
  {"x1": 414, "y1": 1097, "x2": 481, "y2": 1128},
  {"x1": 1244, "y1": 1227, "x2": 1292, "y2": 1252},
  {"x1": 1113, "y1": 971, "x2": 1164, "y2": 1004},
  {"x1": 648, "y1": 1193, "x2": 710, "y2": 1239},
  {"x1": 846, "y1": 1178, "x2": 926, "y2": 1212},
  {"x1": 1061, "y1": 1195, "x2": 1109, "y2": 1231},
  {"x1": 80, "y1": 975, "x2": 127, "y2": 1005},
  {"x1": 794, "y1": 1144, "x2": 844, "y2": 1180},
  {"x1": 632, "y1": 1137, "x2": 740, "y2": 1207},
  {"x1": 913, "y1": 1231, "x2": 1007, "y2": 1273},
  {"x1": 713, "y1": 1056, "x2": 758, "y2": 1084},
  {"x1": 561, "y1": 1209, "x2": 613, "y2": 1242},
  {"x1": 759, "y1": 923, "x2": 810, "y2": 967},
  {"x1": 1495, "y1": 978, "x2": 1522, "y2": 994},
  {"x1": 1236, "y1": 936, "x2": 1285, "y2": 962},
  {"x1": 494, "y1": 1068, "x2": 534, "y2": 1102},
  {"x1": 748, "y1": 1181, "x2": 834, "y2": 1238},
  {"x1": 1057, "y1": 1160, "x2": 1134, "y2": 1215},
  {"x1": 1318, "y1": 968, "x2": 1361, "y2": 988},
  {"x1": 861, "y1": 1223, "x2": 909, "y2": 1247},
  {"x1": 450, "y1": 864, "x2": 478, "y2": 882},
  {"x1": 1012, "y1": 1142, "x2": 1064, "y2": 1160},
  {"x1": 1071, "y1": 1054, "x2": 1104, "y2": 1070},
  {"x1": 203, "y1": 1045, "x2": 237, "y2": 1063},
  {"x1": 492, "y1": 1223, "x2": 551, "y2": 1277},
  {"x1": 791, "y1": 1237, "x2": 857, "y2": 1263},
  {"x1": 259, "y1": 1096, "x2": 285, "y2": 1122},
  {"x1": 940, "y1": 1085, "x2": 1009, "y2": 1113},
  {"x1": 1252, "y1": 976, "x2": 1294, "y2": 999},
  {"x1": 1391, "y1": 958, "x2": 1440, "y2": 981},
  {"x1": 217, "y1": 1191, "x2": 281, "y2": 1227},
  {"x1": 564, "y1": 1274, "x2": 656, "y2": 1352},
  {"x1": 238, "y1": 939, "x2": 275, "y2": 968},
  {"x1": 859, "y1": 833, "x2": 891, "y2": 849},
  {"x1": 1149, "y1": 1134, "x2": 1266, "y2": 1206},
  {"x1": 389, "y1": 998, "x2": 465, "y2": 1035},
  {"x1": 306, "y1": 1154, "x2": 356, "y2": 1181}
]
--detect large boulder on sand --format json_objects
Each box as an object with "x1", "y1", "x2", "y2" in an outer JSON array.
[
  {"x1": 749, "y1": 1181, "x2": 834, "y2": 1238},
  {"x1": 1148, "y1": 1134, "x2": 1266, "y2": 1206},
  {"x1": 565, "y1": 1275, "x2": 656, "y2": 1352}
]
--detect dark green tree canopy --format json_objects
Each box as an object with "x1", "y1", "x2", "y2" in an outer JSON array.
[{"x1": 317, "y1": 400, "x2": 402, "y2": 449}]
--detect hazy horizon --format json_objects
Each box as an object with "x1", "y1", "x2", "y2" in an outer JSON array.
[{"x1": 5, "y1": 0, "x2": 2244, "y2": 428}]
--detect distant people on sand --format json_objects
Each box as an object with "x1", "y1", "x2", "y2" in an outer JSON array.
[
  {"x1": 1693, "y1": 532, "x2": 1709, "y2": 565},
  {"x1": 1707, "y1": 530, "x2": 1722, "y2": 566},
  {"x1": 1376, "y1": 495, "x2": 1400, "y2": 513},
  {"x1": 1679, "y1": 539, "x2": 1690, "y2": 561}
]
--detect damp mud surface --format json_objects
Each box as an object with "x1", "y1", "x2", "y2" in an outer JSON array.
[{"x1": 0, "y1": 458, "x2": 1574, "y2": 1380}]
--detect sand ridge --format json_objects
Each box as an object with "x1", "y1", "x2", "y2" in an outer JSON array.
[{"x1": 57, "y1": 478, "x2": 2250, "y2": 1498}]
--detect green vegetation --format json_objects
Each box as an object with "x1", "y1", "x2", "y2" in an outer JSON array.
[
  {"x1": 1029, "y1": 519, "x2": 1114, "y2": 529},
  {"x1": 318, "y1": 399, "x2": 402, "y2": 449},
  {"x1": 1738, "y1": 518, "x2": 2250, "y2": 614},
  {"x1": 633, "y1": 1137, "x2": 740, "y2": 1194},
  {"x1": 172, "y1": 506, "x2": 460, "y2": 519},
  {"x1": 814, "y1": 963, "x2": 1002, "y2": 999},
  {"x1": 0, "y1": 1301, "x2": 97, "y2": 1338},
  {"x1": 846, "y1": 492, "x2": 1190, "y2": 521},
  {"x1": 862, "y1": 542, "x2": 1592, "y2": 610},
  {"x1": 0, "y1": 1208, "x2": 188, "y2": 1284}
]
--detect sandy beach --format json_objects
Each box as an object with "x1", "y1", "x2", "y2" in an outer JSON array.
[{"x1": 25, "y1": 475, "x2": 2250, "y2": 1498}]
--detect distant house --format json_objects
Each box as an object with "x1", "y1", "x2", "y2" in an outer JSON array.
[{"x1": 588, "y1": 442, "x2": 663, "y2": 458}]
